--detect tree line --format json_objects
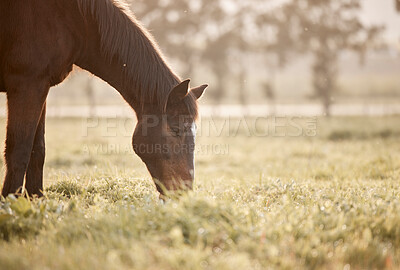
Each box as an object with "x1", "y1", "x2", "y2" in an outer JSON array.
[{"x1": 131, "y1": 0, "x2": 385, "y2": 115}]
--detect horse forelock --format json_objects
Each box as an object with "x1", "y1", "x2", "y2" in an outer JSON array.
[{"x1": 76, "y1": 0, "x2": 198, "y2": 118}]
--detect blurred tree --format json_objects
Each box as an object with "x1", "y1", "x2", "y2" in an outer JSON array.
[
  {"x1": 263, "y1": 80, "x2": 276, "y2": 115},
  {"x1": 200, "y1": 0, "x2": 250, "y2": 104},
  {"x1": 256, "y1": 3, "x2": 301, "y2": 68},
  {"x1": 133, "y1": 0, "x2": 204, "y2": 78},
  {"x1": 277, "y1": 0, "x2": 382, "y2": 116},
  {"x1": 256, "y1": 3, "x2": 301, "y2": 114},
  {"x1": 200, "y1": 0, "x2": 279, "y2": 105},
  {"x1": 202, "y1": 33, "x2": 232, "y2": 103},
  {"x1": 133, "y1": 0, "x2": 263, "y2": 105},
  {"x1": 85, "y1": 77, "x2": 96, "y2": 117},
  {"x1": 397, "y1": 0, "x2": 400, "y2": 12},
  {"x1": 130, "y1": 0, "x2": 382, "y2": 111}
]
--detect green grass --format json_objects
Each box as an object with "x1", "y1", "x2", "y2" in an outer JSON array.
[{"x1": 0, "y1": 116, "x2": 400, "y2": 269}]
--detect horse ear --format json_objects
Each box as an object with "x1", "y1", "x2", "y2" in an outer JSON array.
[
  {"x1": 167, "y1": 79, "x2": 190, "y2": 103},
  {"x1": 190, "y1": 84, "x2": 208, "y2": 100}
]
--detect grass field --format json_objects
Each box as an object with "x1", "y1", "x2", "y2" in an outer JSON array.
[{"x1": 0, "y1": 116, "x2": 400, "y2": 269}]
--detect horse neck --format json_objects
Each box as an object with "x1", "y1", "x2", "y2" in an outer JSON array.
[{"x1": 75, "y1": 1, "x2": 180, "y2": 115}]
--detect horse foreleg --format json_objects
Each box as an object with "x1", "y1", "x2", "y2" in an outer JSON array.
[
  {"x1": 1, "y1": 83, "x2": 49, "y2": 197},
  {"x1": 25, "y1": 103, "x2": 46, "y2": 197}
]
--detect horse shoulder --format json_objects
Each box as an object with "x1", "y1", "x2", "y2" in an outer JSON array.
[{"x1": 2, "y1": 0, "x2": 80, "y2": 88}]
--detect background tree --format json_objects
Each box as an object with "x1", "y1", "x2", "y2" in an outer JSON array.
[
  {"x1": 134, "y1": 0, "x2": 270, "y2": 105},
  {"x1": 200, "y1": 0, "x2": 251, "y2": 104},
  {"x1": 256, "y1": 3, "x2": 301, "y2": 114},
  {"x1": 132, "y1": 0, "x2": 382, "y2": 113},
  {"x1": 197, "y1": 0, "x2": 276, "y2": 105},
  {"x1": 278, "y1": 0, "x2": 382, "y2": 115},
  {"x1": 133, "y1": 0, "x2": 204, "y2": 78}
]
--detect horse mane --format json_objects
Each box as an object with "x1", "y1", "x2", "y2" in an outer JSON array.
[{"x1": 76, "y1": 0, "x2": 198, "y2": 118}]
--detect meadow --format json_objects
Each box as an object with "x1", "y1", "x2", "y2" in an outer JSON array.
[{"x1": 0, "y1": 116, "x2": 399, "y2": 269}]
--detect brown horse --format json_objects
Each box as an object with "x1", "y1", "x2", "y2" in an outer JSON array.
[{"x1": 0, "y1": 0, "x2": 207, "y2": 197}]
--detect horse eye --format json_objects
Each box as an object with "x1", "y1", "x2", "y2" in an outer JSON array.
[{"x1": 170, "y1": 127, "x2": 181, "y2": 136}]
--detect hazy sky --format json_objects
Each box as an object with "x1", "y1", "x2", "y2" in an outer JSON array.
[{"x1": 361, "y1": 0, "x2": 400, "y2": 44}]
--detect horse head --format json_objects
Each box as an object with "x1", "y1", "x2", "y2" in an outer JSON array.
[{"x1": 132, "y1": 80, "x2": 207, "y2": 194}]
